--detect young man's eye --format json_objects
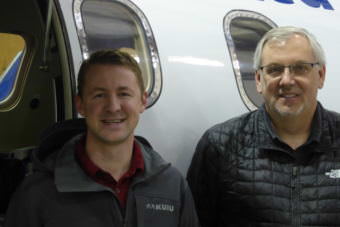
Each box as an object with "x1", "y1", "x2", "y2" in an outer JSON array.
[{"x1": 93, "y1": 93, "x2": 104, "y2": 98}]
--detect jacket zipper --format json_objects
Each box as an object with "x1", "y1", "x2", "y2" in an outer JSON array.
[
  {"x1": 291, "y1": 166, "x2": 299, "y2": 226},
  {"x1": 109, "y1": 190, "x2": 125, "y2": 227},
  {"x1": 123, "y1": 188, "x2": 133, "y2": 227},
  {"x1": 123, "y1": 179, "x2": 148, "y2": 227}
]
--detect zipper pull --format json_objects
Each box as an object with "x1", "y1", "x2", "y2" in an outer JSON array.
[
  {"x1": 291, "y1": 166, "x2": 298, "y2": 189},
  {"x1": 292, "y1": 166, "x2": 298, "y2": 177}
]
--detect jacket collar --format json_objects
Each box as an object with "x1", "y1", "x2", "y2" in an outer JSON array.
[
  {"x1": 54, "y1": 135, "x2": 170, "y2": 193},
  {"x1": 256, "y1": 103, "x2": 331, "y2": 154}
]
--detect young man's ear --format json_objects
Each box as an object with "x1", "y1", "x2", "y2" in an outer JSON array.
[
  {"x1": 75, "y1": 95, "x2": 85, "y2": 117},
  {"x1": 140, "y1": 92, "x2": 148, "y2": 113}
]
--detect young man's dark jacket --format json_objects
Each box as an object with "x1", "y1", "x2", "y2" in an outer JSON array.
[
  {"x1": 187, "y1": 103, "x2": 340, "y2": 227},
  {"x1": 5, "y1": 120, "x2": 199, "y2": 227}
]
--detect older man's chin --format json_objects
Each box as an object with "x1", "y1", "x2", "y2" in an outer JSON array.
[{"x1": 273, "y1": 104, "x2": 305, "y2": 118}]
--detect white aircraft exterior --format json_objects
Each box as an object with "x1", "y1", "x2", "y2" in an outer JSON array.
[{"x1": 1, "y1": 0, "x2": 340, "y2": 177}]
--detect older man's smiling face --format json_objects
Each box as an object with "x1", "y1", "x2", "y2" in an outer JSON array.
[{"x1": 256, "y1": 34, "x2": 325, "y2": 119}]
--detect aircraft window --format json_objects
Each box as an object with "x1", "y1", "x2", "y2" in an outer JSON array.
[
  {"x1": 224, "y1": 11, "x2": 277, "y2": 110},
  {"x1": 74, "y1": 0, "x2": 162, "y2": 107},
  {"x1": 0, "y1": 33, "x2": 25, "y2": 107}
]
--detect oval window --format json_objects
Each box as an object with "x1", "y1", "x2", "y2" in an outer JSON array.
[
  {"x1": 224, "y1": 10, "x2": 277, "y2": 110},
  {"x1": 0, "y1": 33, "x2": 25, "y2": 106},
  {"x1": 74, "y1": 0, "x2": 162, "y2": 107}
]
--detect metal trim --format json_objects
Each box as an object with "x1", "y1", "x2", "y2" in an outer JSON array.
[
  {"x1": 73, "y1": 0, "x2": 162, "y2": 108},
  {"x1": 223, "y1": 10, "x2": 277, "y2": 111}
]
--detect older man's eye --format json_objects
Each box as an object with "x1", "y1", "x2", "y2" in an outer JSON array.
[
  {"x1": 292, "y1": 63, "x2": 309, "y2": 74},
  {"x1": 266, "y1": 65, "x2": 283, "y2": 76}
]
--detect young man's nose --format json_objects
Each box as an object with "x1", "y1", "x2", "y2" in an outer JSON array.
[{"x1": 106, "y1": 95, "x2": 121, "y2": 112}]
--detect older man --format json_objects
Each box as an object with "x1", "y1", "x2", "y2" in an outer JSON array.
[
  {"x1": 188, "y1": 26, "x2": 340, "y2": 226},
  {"x1": 5, "y1": 49, "x2": 199, "y2": 227}
]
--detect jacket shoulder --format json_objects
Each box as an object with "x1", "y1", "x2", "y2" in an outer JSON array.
[
  {"x1": 203, "y1": 110, "x2": 258, "y2": 145},
  {"x1": 321, "y1": 107, "x2": 340, "y2": 141},
  {"x1": 5, "y1": 172, "x2": 55, "y2": 226},
  {"x1": 138, "y1": 144, "x2": 187, "y2": 198},
  {"x1": 11, "y1": 171, "x2": 55, "y2": 200},
  {"x1": 324, "y1": 107, "x2": 340, "y2": 122}
]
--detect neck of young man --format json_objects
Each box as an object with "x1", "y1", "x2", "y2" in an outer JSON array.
[
  {"x1": 269, "y1": 107, "x2": 316, "y2": 150},
  {"x1": 85, "y1": 135, "x2": 135, "y2": 181}
]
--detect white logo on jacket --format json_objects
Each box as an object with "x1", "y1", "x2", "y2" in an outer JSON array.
[
  {"x1": 145, "y1": 203, "x2": 174, "y2": 213},
  {"x1": 325, "y1": 169, "x2": 340, "y2": 178}
]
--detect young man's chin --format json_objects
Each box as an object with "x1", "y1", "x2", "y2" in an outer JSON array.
[{"x1": 96, "y1": 133, "x2": 133, "y2": 146}]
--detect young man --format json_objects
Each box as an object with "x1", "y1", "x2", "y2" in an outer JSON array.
[
  {"x1": 188, "y1": 26, "x2": 340, "y2": 226},
  {"x1": 5, "y1": 49, "x2": 199, "y2": 227}
]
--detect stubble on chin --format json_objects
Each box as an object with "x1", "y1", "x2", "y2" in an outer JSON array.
[{"x1": 272, "y1": 102, "x2": 305, "y2": 117}]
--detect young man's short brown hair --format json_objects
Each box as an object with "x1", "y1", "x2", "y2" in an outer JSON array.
[{"x1": 77, "y1": 49, "x2": 145, "y2": 97}]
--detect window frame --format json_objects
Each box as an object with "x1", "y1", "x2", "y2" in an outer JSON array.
[
  {"x1": 0, "y1": 33, "x2": 31, "y2": 111},
  {"x1": 223, "y1": 10, "x2": 277, "y2": 110},
  {"x1": 73, "y1": 0, "x2": 162, "y2": 107}
]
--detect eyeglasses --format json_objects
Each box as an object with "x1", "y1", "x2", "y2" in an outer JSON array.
[{"x1": 259, "y1": 62, "x2": 319, "y2": 78}]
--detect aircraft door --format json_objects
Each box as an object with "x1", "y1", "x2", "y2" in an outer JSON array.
[{"x1": 0, "y1": 0, "x2": 59, "y2": 152}]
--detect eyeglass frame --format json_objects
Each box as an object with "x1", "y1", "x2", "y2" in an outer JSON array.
[{"x1": 258, "y1": 62, "x2": 320, "y2": 78}]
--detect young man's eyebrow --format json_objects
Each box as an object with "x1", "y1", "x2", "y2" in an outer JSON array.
[
  {"x1": 89, "y1": 87, "x2": 106, "y2": 93},
  {"x1": 117, "y1": 86, "x2": 135, "y2": 92},
  {"x1": 89, "y1": 86, "x2": 135, "y2": 93}
]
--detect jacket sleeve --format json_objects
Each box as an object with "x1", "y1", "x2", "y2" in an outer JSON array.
[
  {"x1": 4, "y1": 178, "x2": 43, "y2": 227},
  {"x1": 178, "y1": 182, "x2": 201, "y2": 227},
  {"x1": 187, "y1": 131, "x2": 220, "y2": 227}
]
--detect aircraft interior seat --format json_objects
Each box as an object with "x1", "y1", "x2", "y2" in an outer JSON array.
[{"x1": 0, "y1": 152, "x2": 28, "y2": 226}]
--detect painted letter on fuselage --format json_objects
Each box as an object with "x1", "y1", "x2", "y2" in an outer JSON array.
[{"x1": 301, "y1": 0, "x2": 334, "y2": 10}]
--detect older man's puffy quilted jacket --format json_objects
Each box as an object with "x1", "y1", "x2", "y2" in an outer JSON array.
[{"x1": 188, "y1": 103, "x2": 340, "y2": 227}]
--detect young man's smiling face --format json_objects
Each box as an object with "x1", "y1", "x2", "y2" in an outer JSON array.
[{"x1": 76, "y1": 64, "x2": 147, "y2": 146}]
